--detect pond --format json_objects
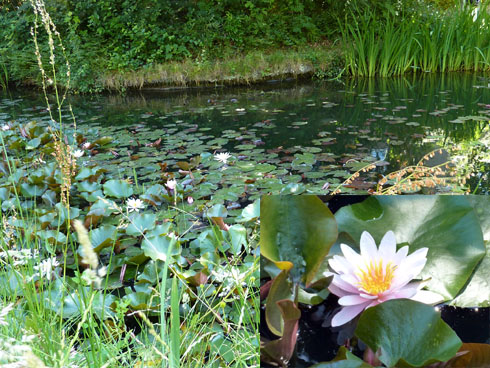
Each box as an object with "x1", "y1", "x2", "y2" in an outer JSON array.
[{"x1": 1, "y1": 72, "x2": 489, "y2": 196}]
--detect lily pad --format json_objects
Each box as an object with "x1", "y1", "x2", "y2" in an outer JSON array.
[
  {"x1": 260, "y1": 196, "x2": 338, "y2": 285},
  {"x1": 103, "y1": 179, "x2": 133, "y2": 199},
  {"x1": 355, "y1": 299, "x2": 462, "y2": 368}
]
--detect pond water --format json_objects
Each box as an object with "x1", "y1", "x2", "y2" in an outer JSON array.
[{"x1": 1, "y1": 72, "x2": 489, "y2": 194}]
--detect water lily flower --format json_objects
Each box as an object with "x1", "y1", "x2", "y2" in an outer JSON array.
[
  {"x1": 126, "y1": 198, "x2": 145, "y2": 212},
  {"x1": 165, "y1": 179, "x2": 177, "y2": 191},
  {"x1": 214, "y1": 152, "x2": 231, "y2": 164},
  {"x1": 328, "y1": 230, "x2": 431, "y2": 327},
  {"x1": 71, "y1": 149, "x2": 84, "y2": 158}
]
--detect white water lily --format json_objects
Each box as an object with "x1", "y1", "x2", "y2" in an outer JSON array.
[
  {"x1": 214, "y1": 152, "x2": 231, "y2": 164},
  {"x1": 126, "y1": 198, "x2": 145, "y2": 212},
  {"x1": 328, "y1": 230, "x2": 437, "y2": 327},
  {"x1": 71, "y1": 149, "x2": 84, "y2": 158},
  {"x1": 165, "y1": 179, "x2": 177, "y2": 191}
]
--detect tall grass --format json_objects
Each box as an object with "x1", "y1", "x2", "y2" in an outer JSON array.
[
  {"x1": 0, "y1": 61, "x2": 8, "y2": 90},
  {"x1": 340, "y1": 2, "x2": 490, "y2": 77},
  {"x1": 0, "y1": 1, "x2": 259, "y2": 367}
]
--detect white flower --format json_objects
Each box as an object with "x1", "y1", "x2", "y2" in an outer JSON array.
[
  {"x1": 327, "y1": 230, "x2": 436, "y2": 327},
  {"x1": 214, "y1": 152, "x2": 231, "y2": 164},
  {"x1": 34, "y1": 257, "x2": 60, "y2": 280},
  {"x1": 71, "y1": 149, "x2": 84, "y2": 158},
  {"x1": 126, "y1": 198, "x2": 145, "y2": 212},
  {"x1": 1, "y1": 124, "x2": 10, "y2": 131},
  {"x1": 0, "y1": 303, "x2": 14, "y2": 326},
  {"x1": 165, "y1": 179, "x2": 177, "y2": 191}
]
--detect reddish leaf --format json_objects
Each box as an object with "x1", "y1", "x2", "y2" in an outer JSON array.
[{"x1": 261, "y1": 300, "x2": 300, "y2": 367}]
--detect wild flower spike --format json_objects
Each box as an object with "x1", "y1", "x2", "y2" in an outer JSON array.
[
  {"x1": 73, "y1": 220, "x2": 98, "y2": 269},
  {"x1": 327, "y1": 231, "x2": 434, "y2": 327}
]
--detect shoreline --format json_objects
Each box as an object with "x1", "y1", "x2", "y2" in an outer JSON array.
[{"x1": 5, "y1": 44, "x2": 344, "y2": 93}]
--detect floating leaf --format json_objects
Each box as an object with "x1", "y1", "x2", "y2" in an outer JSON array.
[
  {"x1": 103, "y1": 179, "x2": 133, "y2": 198},
  {"x1": 260, "y1": 196, "x2": 337, "y2": 285},
  {"x1": 142, "y1": 234, "x2": 180, "y2": 262},
  {"x1": 126, "y1": 213, "x2": 157, "y2": 236},
  {"x1": 356, "y1": 299, "x2": 462, "y2": 368},
  {"x1": 90, "y1": 225, "x2": 118, "y2": 252}
]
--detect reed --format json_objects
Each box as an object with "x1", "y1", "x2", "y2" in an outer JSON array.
[{"x1": 341, "y1": 2, "x2": 490, "y2": 77}]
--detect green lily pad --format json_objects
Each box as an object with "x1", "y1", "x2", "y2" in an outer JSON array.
[
  {"x1": 227, "y1": 224, "x2": 247, "y2": 255},
  {"x1": 355, "y1": 299, "x2": 462, "y2": 368},
  {"x1": 103, "y1": 179, "x2": 133, "y2": 198},
  {"x1": 141, "y1": 234, "x2": 180, "y2": 262},
  {"x1": 126, "y1": 213, "x2": 157, "y2": 236},
  {"x1": 206, "y1": 204, "x2": 228, "y2": 218},
  {"x1": 90, "y1": 225, "x2": 118, "y2": 252},
  {"x1": 260, "y1": 196, "x2": 338, "y2": 285},
  {"x1": 451, "y1": 196, "x2": 490, "y2": 307}
]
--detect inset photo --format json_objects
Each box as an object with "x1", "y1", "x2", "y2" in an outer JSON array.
[{"x1": 260, "y1": 195, "x2": 490, "y2": 368}]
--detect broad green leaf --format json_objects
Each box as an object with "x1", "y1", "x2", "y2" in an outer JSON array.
[
  {"x1": 126, "y1": 213, "x2": 157, "y2": 236},
  {"x1": 142, "y1": 234, "x2": 180, "y2": 262},
  {"x1": 355, "y1": 299, "x2": 462, "y2": 368},
  {"x1": 90, "y1": 225, "x2": 118, "y2": 252},
  {"x1": 210, "y1": 333, "x2": 235, "y2": 364},
  {"x1": 227, "y1": 224, "x2": 247, "y2": 255},
  {"x1": 238, "y1": 198, "x2": 260, "y2": 222},
  {"x1": 103, "y1": 179, "x2": 133, "y2": 198},
  {"x1": 335, "y1": 196, "x2": 485, "y2": 300},
  {"x1": 297, "y1": 287, "x2": 329, "y2": 305},
  {"x1": 37, "y1": 229, "x2": 67, "y2": 244},
  {"x1": 206, "y1": 204, "x2": 228, "y2": 218},
  {"x1": 451, "y1": 196, "x2": 490, "y2": 307},
  {"x1": 260, "y1": 196, "x2": 338, "y2": 285},
  {"x1": 20, "y1": 183, "x2": 46, "y2": 197}
]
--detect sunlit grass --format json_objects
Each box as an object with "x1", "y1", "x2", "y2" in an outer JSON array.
[{"x1": 100, "y1": 44, "x2": 342, "y2": 91}]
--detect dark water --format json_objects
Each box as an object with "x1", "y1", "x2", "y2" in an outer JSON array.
[{"x1": 1, "y1": 72, "x2": 489, "y2": 192}]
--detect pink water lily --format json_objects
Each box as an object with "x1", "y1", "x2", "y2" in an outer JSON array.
[{"x1": 328, "y1": 230, "x2": 434, "y2": 327}]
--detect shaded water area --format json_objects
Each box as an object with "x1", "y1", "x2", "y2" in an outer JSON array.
[{"x1": 1, "y1": 72, "x2": 489, "y2": 194}]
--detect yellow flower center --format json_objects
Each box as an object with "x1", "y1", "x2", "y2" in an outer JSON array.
[{"x1": 357, "y1": 259, "x2": 397, "y2": 295}]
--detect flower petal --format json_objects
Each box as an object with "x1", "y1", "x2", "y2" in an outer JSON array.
[
  {"x1": 328, "y1": 255, "x2": 353, "y2": 275},
  {"x1": 340, "y1": 243, "x2": 363, "y2": 266},
  {"x1": 331, "y1": 302, "x2": 370, "y2": 327},
  {"x1": 393, "y1": 245, "x2": 409, "y2": 265},
  {"x1": 395, "y1": 247, "x2": 428, "y2": 279},
  {"x1": 378, "y1": 230, "x2": 397, "y2": 260},
  {"x1": 328, "y1": 283, "x2": 354, "y2": 298},
  {"x1": 386, "y1": 283, "x2": 420, "y2": 299},
  {"x1": 360, "y1": 231, "x2": 378, "y2": 260},
  {"x1": 338, "y1": 294, "x2": 373, "y2": 306},
  {"x1": 331, "y1": 275, "x2": 360, "y2": 294}
]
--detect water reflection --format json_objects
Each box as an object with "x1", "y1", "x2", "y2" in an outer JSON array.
[{"x1": 1, "y1": 72, "x2": 488, "y2": 192}]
